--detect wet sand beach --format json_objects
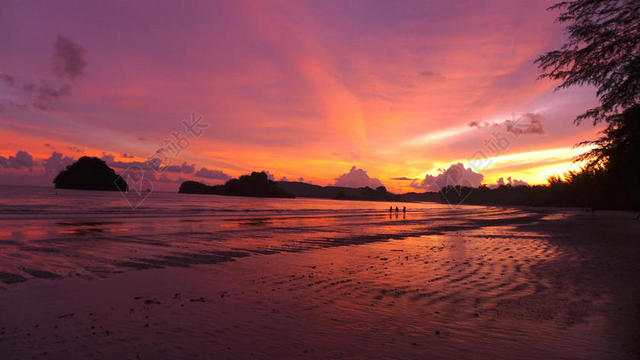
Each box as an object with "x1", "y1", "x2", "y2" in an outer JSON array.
[{"x1": 0, "y1": 189, "x2": 639, "y2": 359}]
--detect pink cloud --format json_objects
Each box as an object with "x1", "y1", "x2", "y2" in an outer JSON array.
[
  {"x1": 334, "y1": 166, "x2": 383, "y2": 189},
  {"x1": 411, "y1": 163, "x2": 484, "y2": 191}
]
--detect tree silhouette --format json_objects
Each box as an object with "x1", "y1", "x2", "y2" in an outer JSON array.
[
  {"x1": 535, "y1": 0, "x2": 640, "y2": 125},
  {"x1": 535, "y1": 1, "x2": 639, "y2": 209}
]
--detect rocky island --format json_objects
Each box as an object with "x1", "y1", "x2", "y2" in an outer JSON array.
[
  {"x1": 179, "y1": 171, "x2": 293, "y2": 198},
  {"x1": 53, "y1": 156, "x2": 128, "y2": 191}
]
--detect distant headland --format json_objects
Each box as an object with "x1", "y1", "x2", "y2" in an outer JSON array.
[
  {"x1": 179, "y1": 171, "x2": 293, "y2": 198},
  {"x1": 50, "y1": 158, "x2": 638, "y2": 210},
  {"x1": 275, "y1": 181, "x2": 400, "y2": 201},
  {"x1": 179, "y1": 171, "x2": 420, "y2": 201},
  {"x1": 53, "y1": 157, "x2": 128, "y2": 191}
]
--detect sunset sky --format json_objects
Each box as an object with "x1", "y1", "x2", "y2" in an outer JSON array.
[{"x1": 0, "y1": 0, "x2": 603, "y2": 193}]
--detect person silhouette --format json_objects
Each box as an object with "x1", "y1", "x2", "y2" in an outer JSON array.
[
  {"x1": 403, "y1": 206, "x2": 406, "y2": 213},
  {"x1": 389, "y1": 206, "x2": 393, "y2": 213},
  {"x1": 395, "y1": 206, "x2": 399, "y2": 213}
]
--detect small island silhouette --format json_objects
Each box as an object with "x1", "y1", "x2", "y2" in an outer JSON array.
[
  {"x1": 53, "y1": 156, "x2": 128, "y2": 191},
  {"x1": 179, "y1": 171, "x2": 293, "y2": 198}
]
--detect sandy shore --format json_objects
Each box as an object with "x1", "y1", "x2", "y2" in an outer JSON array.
[{"x1": 0, "y1": 208, "x2": 639, "y2": 359}]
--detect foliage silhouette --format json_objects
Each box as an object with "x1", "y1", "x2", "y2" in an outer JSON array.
[
  {"x1": 532, "y1": 0, "x2": 640, "y2": 210},
  {"x1": 535, "y1": 0, "x2": 640, "y2": 125}
]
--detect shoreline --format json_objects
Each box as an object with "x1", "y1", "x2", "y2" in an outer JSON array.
[{"x1": 3, "y1": 184, "x2": 639, "y2": 212}]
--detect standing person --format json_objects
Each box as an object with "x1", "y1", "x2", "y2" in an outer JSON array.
[
  {"x1": 389, "y1": 206, "x2": 393, "y2": 213},
  {"x1": 403, "y1": 206, "x2": 406, "y2": 213},
  {"x1": 395, "y1": 206, "x2": 399, "y2": 213}
]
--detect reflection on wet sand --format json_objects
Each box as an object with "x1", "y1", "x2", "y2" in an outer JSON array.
[
  {"x1": 0, "y1": 205, "x2": 535, "y2": 281},
  {"x1": 0, "y1": 190, "x2": 639, "y2": 359}
]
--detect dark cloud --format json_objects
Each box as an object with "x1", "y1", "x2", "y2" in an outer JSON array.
[
  {"x1": 122, "y1": 153, "x2": 135, "y2": 158},
  {"x1": 1, "y1": 148, "x2": 233, "y2": 189},
  {"x1": 163, "y1": 162, "x2": 195, "y2": 174},
  {"x1": 28, "y1": 82, "x2": 71, "y2": 110},
  {"x1": 0, "y1": 74, "x2": 16, "y2": 87},
  {"x1": 411, "y1": 163, "x2": 483, "y2": 191},
  {"x1": 195, "y1": 167, "x2": 231, "y2": 180},
  {"x1": 43, "y1": 151, "x2": 75, "y2": 177},
  {"x1": 1, "y1": 35, "x2": 86, "y2": 112},
  {"x1": 505, "y1": 113, "x2": 545, "y2": 135},
  {"x1": 334, "y1": 166, "x2": 383, "y2": 188},
  {"x1": 391, "y1": 177, "x2": 415, "y2": 181},
  {"x1": 469, "y1": 113, "x2": 545, "y2": 135},
  {"x1": 0, "y1": 151, "x2": 74, "y2": 186},
  {"x1": 264, "y1": 170, "x2": 275, "y2": 181},
  {"x1": 158, "y1": 175, "x2": 175, "y2": 183},
  {"x1": 51, "y1": 35, "x2": 87, "y2": 79},
  {"x1": 511, "y1": 178, "x2": 528, "y2": 186},
  {"x1": 493, "y1": 176, "x2": 529, "y2": 188},
  {"x1": 100, "y1": 153, "x2": 117, "y2": 164},
  {"x1": 0, "y1": 150, "x2": 34, "y2": 169},
  {"x1": 100, "y1": 153, "x2": 228, "y2": 182},
  {"x1": 100, "y1": 153, "x2": 148, "y2": 170},
  {"x1": 418, "y1": 70, "x2": 445, "y2": 82},
  {"x1": 0, "y1": 74, "x2": 71, "y2": 111},
  {"x1": 105, "y1": 159, "x2": 158, "y2": 185},
  {"x1": 469, "y1": 120, "x2": 493, "y2": 129}
]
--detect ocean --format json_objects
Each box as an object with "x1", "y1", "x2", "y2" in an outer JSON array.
[
  {"x1": 0, "y1": 185, "x2": 481, "y2": 281},
  {"x1": 0, "y1": 185, "x2": 637, "y2": 359}
]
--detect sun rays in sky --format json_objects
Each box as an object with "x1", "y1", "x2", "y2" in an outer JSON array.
[{"x1": 0, "y1": 0, "x2": 602, "y2": 192}]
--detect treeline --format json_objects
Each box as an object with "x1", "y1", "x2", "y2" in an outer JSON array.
[
  {"x1": 447, "y1": 103, "x2": 640, "y2": 210},
  {"x1": 438, "y1": 167, "x2": 639, "y2": 210},
  {"x1": 529, "y1": 1, "x2": 640, "y2": 211}
]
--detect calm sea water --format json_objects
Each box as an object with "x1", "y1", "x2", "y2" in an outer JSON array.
[
  {"x1": 0, "y1": 185, "x2": 489, "y2": 281},
  {"x1": 0, "y1": 185, "x2": 435, "y2": 219},
  {"x1": 1, "y1": 186, "x2": 634, "y2": 359}
]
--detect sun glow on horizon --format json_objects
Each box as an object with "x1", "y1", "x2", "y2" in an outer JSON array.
[{"x1": 390, "y1": 145, "x2": 595, "y2": 192}]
